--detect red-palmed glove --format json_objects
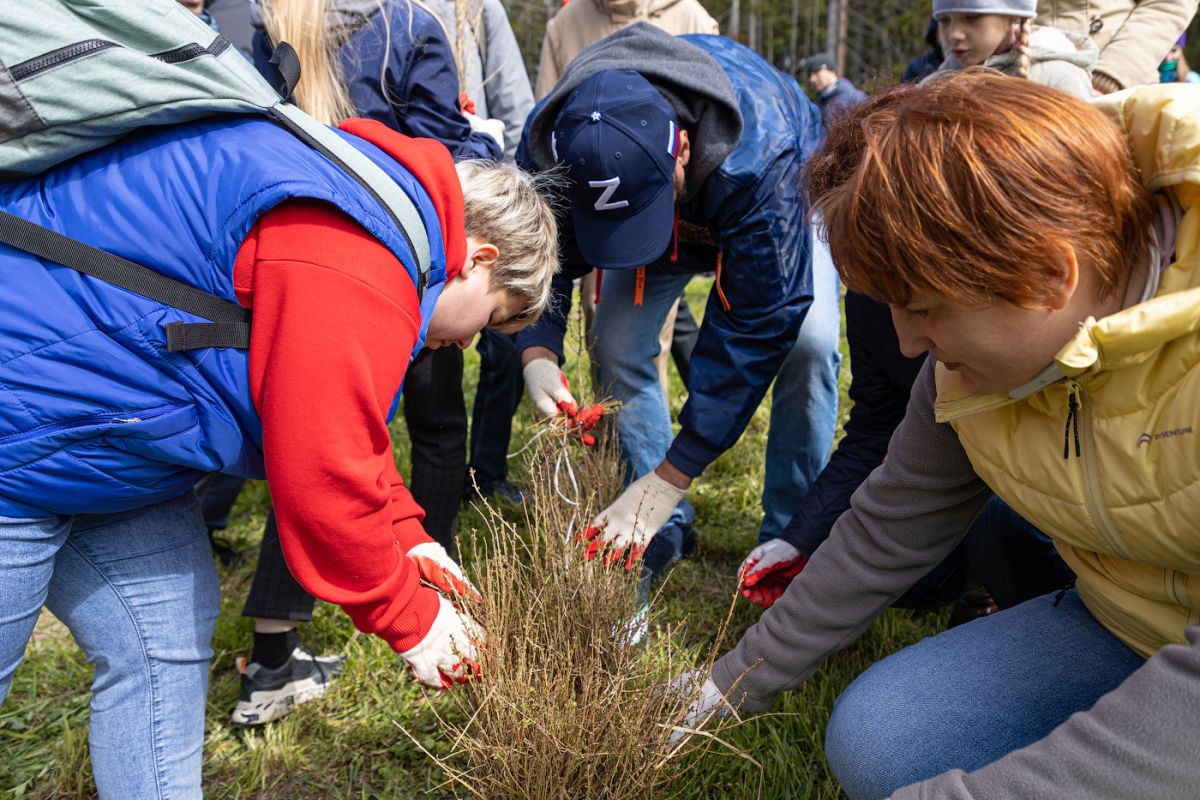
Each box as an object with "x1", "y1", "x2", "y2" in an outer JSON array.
[
  {"x1": 583, "y1": 471, "x2": 684, "y2": 569},
  {"x1": 407, "y1": 541, "x2": 480, "y2": 601},
  {"x1": 523, "y1": 357, "x2": 578, "y2": 418},
  {"x1": 398, "y1": 594, "x2": 484, "y2": 689},
  {"x1": 738, "y1": 538, "x2": 808, "y2": 608}
]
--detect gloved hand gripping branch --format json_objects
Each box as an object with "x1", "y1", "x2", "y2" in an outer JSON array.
[
  {"x1": 398, "y1": 544, "x2": 484, "y2": 688},
  {"x1": 582, "y1": 470, "x2": 685, "y2": 570}
]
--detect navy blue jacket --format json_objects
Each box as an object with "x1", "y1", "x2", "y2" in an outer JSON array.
[
  {"x1": 778, "y1": 292, "x2": 925, "y2": 554},
  {"x1": 253, "y1": 1, "x2": 500, "y2": 162},
  {"x1": 518, "y1": 31, "x2": 824, "y2": 476},
  {"x1": 815, "y1": 77, "x2": 866, "y2": 128}
]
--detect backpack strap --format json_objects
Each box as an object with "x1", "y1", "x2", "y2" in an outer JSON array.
[
  {"x1": 269, "y1": 101, "x2": 432, "y2": 298},
  {"x1": 0, "y1": 209, "x2": 251, "y2": 351}
]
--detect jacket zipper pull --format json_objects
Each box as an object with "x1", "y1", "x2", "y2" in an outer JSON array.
[{"x1": 1063, "y1": 384, "x2": 1081, "y2": 459}]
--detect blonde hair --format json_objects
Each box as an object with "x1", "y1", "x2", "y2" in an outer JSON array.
[
  {"x1": 261, "y1": 0, "x2": 357, "y2": 124},
  {"x1": 456, "y1": 161, "x2": 560, "y2": 332},
  {"x1": 1015, "y1": 17, "x2": 1032, "y2": 79}
]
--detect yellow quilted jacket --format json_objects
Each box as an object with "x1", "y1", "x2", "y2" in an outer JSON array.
[{"x1": 934, "y1": 84, "x2": 1200, "y2": 659}]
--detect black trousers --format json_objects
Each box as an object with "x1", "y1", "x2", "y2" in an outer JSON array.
[
  {"x1": 401, "y1": 345, "x2": 466, "y2": 552},
  {"x1": 468, "y1": 329, "x2": 524, "y2": 490},
  {"x1": 203, "y1": 347, "x2": 469, "y2": 620}
]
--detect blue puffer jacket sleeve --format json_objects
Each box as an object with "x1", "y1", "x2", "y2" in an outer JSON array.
[
  {"x1": 252, "y1": 1, "x2": 500, "y2": 162},
  {"x1": 776, "y1": 292, "x2": 925, "y2": 554}
]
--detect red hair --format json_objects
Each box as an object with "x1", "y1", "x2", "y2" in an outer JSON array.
[{"x1": 807, "y1": 70, "x2": 1153, "y2": 308}]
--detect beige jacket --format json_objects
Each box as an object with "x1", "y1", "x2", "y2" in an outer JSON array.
[
  {"x1": 534, "y1": 0, "x2": 718, "y2": 98},
  {"x1": 1037, "y1": 0, "x2": 1198, "y2": 89}
]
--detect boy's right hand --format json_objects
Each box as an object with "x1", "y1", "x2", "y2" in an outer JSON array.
[
  {"x1": 522, "y1": 355, "x2": 577, "y2": 418},
  {"x1": 407, "y1": 541, "x2": 480, "y2": 601},
  {"x1": 399, "y1": 593, "x2": 483, "y2": 689}
]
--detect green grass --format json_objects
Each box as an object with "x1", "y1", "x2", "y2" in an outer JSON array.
[{"x1": 0, "y1": 280, "x2": 942, "y2": 798}]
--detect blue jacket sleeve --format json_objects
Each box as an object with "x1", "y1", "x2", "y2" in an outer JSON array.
[
  {"x1": 776, "y1": 292, "x2": 925, "y2": 554},
  {"x1": 384, "y1": 7, "x2": 500, "y2": 161},
  {"x1": 665, "y1": 148, "x2": 813, "y2": 477}
]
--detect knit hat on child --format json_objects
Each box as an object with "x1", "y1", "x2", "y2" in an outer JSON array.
[{"x1": 931, "y1": 0, "x2": 1036, "y2": 17}]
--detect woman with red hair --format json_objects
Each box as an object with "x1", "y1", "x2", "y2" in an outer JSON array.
[{"x1": 688, "y1": 71, "x2": 1200, "y2": 798}]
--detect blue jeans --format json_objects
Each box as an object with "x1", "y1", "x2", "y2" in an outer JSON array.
[
  {"x1": 758, "y1": 233, "x2": 842, "y2": 539},
  {"x1": 824, "y1": 590, "x2": 1145, "y2": 800},
  {"x1": 589, "y1": 230, "x2": 841, "y2": 545},
  {"x1": 0, "y1": 493, "x2": 219, "y2": 799}
]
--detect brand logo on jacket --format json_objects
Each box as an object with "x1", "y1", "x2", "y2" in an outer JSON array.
[{"x1": 1136, "y1": 427, "x2": 1194, "y2": 449}]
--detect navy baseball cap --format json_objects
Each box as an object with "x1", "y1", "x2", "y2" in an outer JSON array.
[{"x1": 552, "y1": 71, "x2": 681, "y2": 269}]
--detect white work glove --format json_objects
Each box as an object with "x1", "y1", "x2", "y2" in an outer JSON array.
[
  {"x1": 407, "y1": 541, "x2": 480, "y2": 600},
  {"x1": 583, "y1": 471, "x2": 684, "y2": 568},
  {"x1": 738, "y1": 538, "x2": 808, "y2": 609},
  {"x1": 464, "y1": 111, "x2": 506, "y2": 152},
  {"x1": 665, "y1": 670, "x2": 730, "y2": 745},
  {"x1": 522, "y1": 357, "x2": 578, "y2": 418},
  {"x1": 399, "y1": 594, "x2": 483, "y2": 689}
]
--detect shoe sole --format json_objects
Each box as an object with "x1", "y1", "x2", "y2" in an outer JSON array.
[{"x1": 231, "y1": 678, "x2": 330, "y2": 727}]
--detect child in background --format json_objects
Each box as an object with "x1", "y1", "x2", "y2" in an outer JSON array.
[
  {"x1": 1160, "y1": 33, "x2": 1200, "y2": 84},
  {"x1": 931, "y1": 0, "x2": 1096, "y2": 98}
]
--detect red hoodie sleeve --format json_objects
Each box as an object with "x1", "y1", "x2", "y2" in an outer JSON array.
[{"x1": 233, "y1": 199, "x2": 437, "y2": 653}]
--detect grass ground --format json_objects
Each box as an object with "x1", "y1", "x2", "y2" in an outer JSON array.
[{"x1": 1, "y1": 280, "x2": 944, "y2": 799}]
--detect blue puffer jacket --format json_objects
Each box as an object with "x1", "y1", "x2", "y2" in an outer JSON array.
[
  {"x1": 252, "y1": 0, "x2": 501, "y2": 162},
  {"x1": 517, "y1": 27, "x2": 824, "y2": 475},
  {"x1": 0, "y1": 116, "x2": 445, "y2": 518}
]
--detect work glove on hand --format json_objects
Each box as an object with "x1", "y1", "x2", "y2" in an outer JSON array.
[
  {"x1": 739, "y1": 538, "x2": 808, "y2": 609},
  {"x1": 583, "y1": 471, "x2": 684, "y2": 568},
  {"x1": 523, "y1": 357, "x2": 578, "y2": 418},
  {"x1": 665, "y1": 670, "x2": 730, "y2": 745},
  {"x1": 407, "y1": 541, "x2": 480, "y2": 601},
  {"x1": 399, "y1": 594, "x2": 483, "y2": 689},
  {"x1": 463, "y1": 110, "x2": 506, "y2": 152}
]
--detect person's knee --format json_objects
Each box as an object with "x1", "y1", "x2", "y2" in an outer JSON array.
[
  {"x1": 824, "y1": 659, "x2": 937, "y2": 800},
  {"x1": 789, "y1": 310, "x2": 842, "y2": 367},
  {"x1": 588, "y1": 318, "x2": 660, "y2": 387}
]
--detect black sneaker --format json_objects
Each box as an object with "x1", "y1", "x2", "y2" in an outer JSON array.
[{"x1": 230, "y1": 647, "x2": 345, "y2": 726}]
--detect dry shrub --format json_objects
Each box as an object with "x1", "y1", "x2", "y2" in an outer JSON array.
[{"x1": 410, "y1": 415, "x2": 754, "y2": 799}]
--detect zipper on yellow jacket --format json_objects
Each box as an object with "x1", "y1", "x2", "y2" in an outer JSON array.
[{"x1": 1064, "y1": 379, "x2": 1132, "y2": 561}]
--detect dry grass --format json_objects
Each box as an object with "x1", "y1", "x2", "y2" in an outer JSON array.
[{"x1": 412, "y1": 416, "x2": 754, "y2": 800}]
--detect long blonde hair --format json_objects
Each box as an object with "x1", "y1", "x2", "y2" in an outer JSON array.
[{"x1": 261, "y1": 0, "x2": 359, "y2": 124}]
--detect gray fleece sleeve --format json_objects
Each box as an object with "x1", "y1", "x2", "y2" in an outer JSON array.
[
  {"x1": 710, "y1": 358, "x2": 992, "y2": 712},
  {"x1": 896, "y1": 625, "x2": 1200, "y2": 799}
]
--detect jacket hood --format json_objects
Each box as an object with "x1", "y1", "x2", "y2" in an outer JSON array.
[
  {"x1": 527, "y1": 23, "x2": 743, "y2": 202},
  {"x1": 597, "y1": 0, "x2": 684, "y2": 22},
  {"x1": 936, "y1": 83, "x2": 1200, "y2": 421}
]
